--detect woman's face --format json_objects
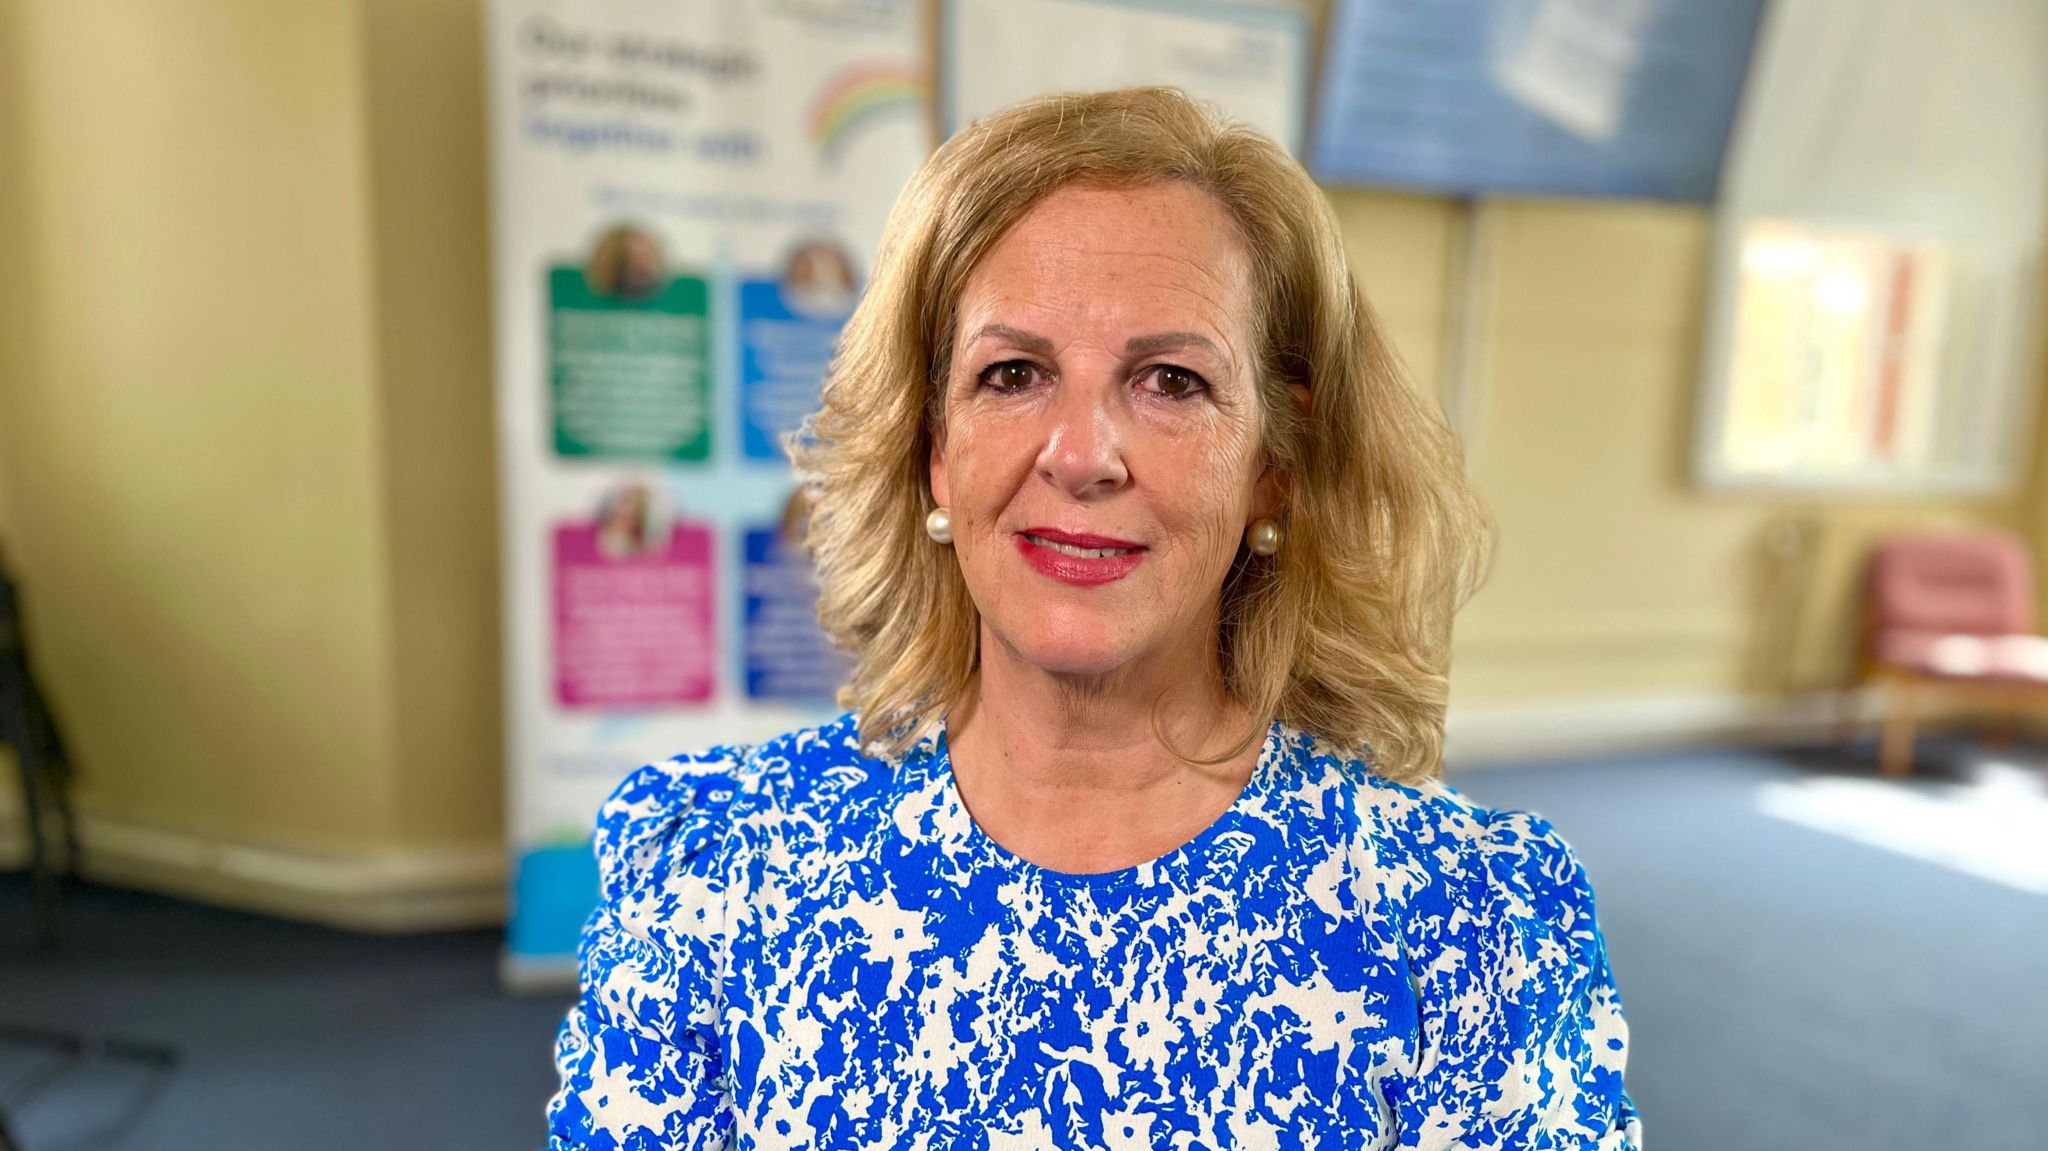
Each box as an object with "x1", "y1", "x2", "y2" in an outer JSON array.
[{"x1": 932, "y1": 181, "x2": 1279, "y2": 684}]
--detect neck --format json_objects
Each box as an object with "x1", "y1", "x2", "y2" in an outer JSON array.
[{"x1": 943, "y1": 618, "x2": 1266, "y2": 873}]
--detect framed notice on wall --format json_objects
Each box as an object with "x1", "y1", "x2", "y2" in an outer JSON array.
[
  {"x1": 941, "y1": 0, "x2": 1310, "y2": 154},
  {"x1": 1310, "y1": 0, "x2": 1765, "y2": 202}
]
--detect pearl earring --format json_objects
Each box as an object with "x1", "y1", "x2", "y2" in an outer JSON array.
[
  {"x1": 925, "y1": 507, "x2": 953, "y2": 544},
  {"x1": 1246, "y1": 518, "x2": 1282, "y2": 556}
]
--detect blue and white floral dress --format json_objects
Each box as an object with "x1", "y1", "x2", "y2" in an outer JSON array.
[{"x1": 546, "y1": 713, "x2": 1640, "y2": 1149}]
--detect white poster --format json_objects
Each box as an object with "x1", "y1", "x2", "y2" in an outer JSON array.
[
  {"x1": 486, "y1": 0, "x2": 929, "y2": 984},
  {"x1": 942, "y1": 0, "x2": 1309, "y2": 153},
  {"x1": 1692, "y1": 0, "x2": 2048, "y2": 492}
]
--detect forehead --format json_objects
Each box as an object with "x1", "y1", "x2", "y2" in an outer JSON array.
[{"x1": 954, "y1": 182, "x2": 1254, "y2": 351}]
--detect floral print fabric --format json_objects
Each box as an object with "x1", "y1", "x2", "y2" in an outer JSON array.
[{"x1": 547, "y1": 713, "x2": 1639, "y2": 1149}]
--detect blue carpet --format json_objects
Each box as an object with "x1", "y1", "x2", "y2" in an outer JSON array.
[
  {"x1": 2, "y1": 735, "x2": 2042, "y2": 1150},
  {"x1": 1453, "y1": 736, "x2": 2048, "y2": 1151},
  {"x1": 0, "y1": 880, "x2": 569, "y2": 1150}
]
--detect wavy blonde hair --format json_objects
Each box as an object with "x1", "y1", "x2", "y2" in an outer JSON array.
[{"x1": 789, "y1": 87, "x2": 1491, "y2": 782}]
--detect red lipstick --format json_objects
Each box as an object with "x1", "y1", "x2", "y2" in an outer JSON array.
[{"x1": 1014, "y1": 527, "x2": 1146, "y2": 587}]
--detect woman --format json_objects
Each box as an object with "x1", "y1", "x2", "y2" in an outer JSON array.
[{"x1": 547, "y1": 87, "x2": 1639, "y2": 1149}]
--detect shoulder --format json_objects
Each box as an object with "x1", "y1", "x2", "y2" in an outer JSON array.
[
  {"x1": 1282, "y1": 737, "x2": 1636, "y2": 1144},
  {"x1": 1297, "y1": 738, "x2": 1619, "y2": 1029},
  {"x1": 594, "y1": 711, "x2": 892, "y2": 900},
  {"x1": 1283, "y1": 732, "x2": 1634, "y2": 1139},
  {"x1": 1279, "y1": 726, "x2": 1604, "y2": 952},
  {"x1": 561, "y1": 723, "x2": 883, "y2": 1142}
]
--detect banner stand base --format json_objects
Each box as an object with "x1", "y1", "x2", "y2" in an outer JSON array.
[{"x1": 500, "y1": 951, "x2": 579, "y2": 996}]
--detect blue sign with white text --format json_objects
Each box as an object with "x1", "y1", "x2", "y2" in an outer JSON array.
[
  {"x1": 1312, "y1": 0, "x2": 1766, "y2": 202},
  {"x1": 742, "y1": 526, "x2": 849, "y2": 702},
  {"x1": 738, "y1": 264, "x2": 856, "y2": 459}
]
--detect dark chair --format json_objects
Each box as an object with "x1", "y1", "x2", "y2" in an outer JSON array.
[
  {"x1": 0, "y1": 541, "x2": 78, "y2": 948},
  {"x1": 0, "y1": 544, "x2": 176, "y2": 1149}
]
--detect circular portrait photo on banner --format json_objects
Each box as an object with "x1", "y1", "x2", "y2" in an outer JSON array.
[
  {"x1": 583, "y1": 225, "x2": 667, "y2": 302},
  {"x1": 779, "y1": 237, "x2": 860, "y2": 317},
  {"x1": 593, "y1": 480, "x2": 669, "y2": 561}
]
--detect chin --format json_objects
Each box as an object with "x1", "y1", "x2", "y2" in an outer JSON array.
[{"x1": 991, "y1": 607, "x2": 1147, "y2": 678}]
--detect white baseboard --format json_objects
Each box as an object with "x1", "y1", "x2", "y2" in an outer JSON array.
[
  {"x1": 1443, "y1": 687, "x2": 1883, "y2": 769},
  {"x1": 0, "y1": 686, "x2": 2010, "y2": 930},
  {"x1": 0, "y1": 810, "x2": 505, "y2": 933}
]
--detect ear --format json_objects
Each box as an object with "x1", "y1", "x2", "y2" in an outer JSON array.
[
  {"x1": 1250, "y1": 462, "x2": 1287, "y2": 523},
  {"x1": 1250, "y1": 383, "x2": 1310, "y2": 522}
]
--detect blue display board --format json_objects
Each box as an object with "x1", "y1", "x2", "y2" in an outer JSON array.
[
  {"x1": 739, "y1": 277, "x2": 854, "y2": 461},
  {"x1": 1310, "y1": 0, "x2": 1766, "y2": 202},
  {"x1": 742, "y1": 526, "x2": 849, "y2": 703}
]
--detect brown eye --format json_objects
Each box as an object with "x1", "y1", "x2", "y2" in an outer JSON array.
[
  {"x1": 978, "y1": 360, "x2": 1042, "y2": 393},
  {"x1": 1145, "y1": 365, "x2": 1208, "y2": 400}
]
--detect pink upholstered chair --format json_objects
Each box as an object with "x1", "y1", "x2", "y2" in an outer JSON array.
[{"x1": 1861, "y1": 530, "x2": 2048, "y2": 776}]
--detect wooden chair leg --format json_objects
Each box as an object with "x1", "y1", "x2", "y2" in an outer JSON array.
[
  {"x1": 1982, "y1": 708, "x2": 2015, "y2": 751},
  {"x1": 1879, "y1": 676, "x2": 1918, "y2": 778}
]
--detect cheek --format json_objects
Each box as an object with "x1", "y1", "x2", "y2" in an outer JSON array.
[
  {"x1": 935, "y1": 438, "x2": 1022, "y2": 613},
  {"x1": 940, "y1": 416, "x2": 1032, "y2": 513},
  {"x1": 1152, "y1": 415, "x2": 1262, "y2": 537},
  {"x1": 1181, "y1": 479, "x2": 1254, "y2": 577}
]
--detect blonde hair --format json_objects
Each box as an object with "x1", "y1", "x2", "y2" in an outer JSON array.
[{"x1": 789, "y1": 87, "x2": 1491, "y2": 782}]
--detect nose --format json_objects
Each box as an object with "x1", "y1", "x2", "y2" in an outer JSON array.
[{"x1": 1035, "y1": 376, "x2": 1130, "y2": 498}]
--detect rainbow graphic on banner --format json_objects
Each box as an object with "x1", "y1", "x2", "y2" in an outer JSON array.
[{"x1": 810, "y1": 62, "x2": 925, "y2": 164}]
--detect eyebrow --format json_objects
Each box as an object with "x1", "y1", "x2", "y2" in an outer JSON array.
[
  {"x1": 967, "y1": 324, "x2": 1228, "y2": 363},
  {"x1": 1124, "y1": 331, "x2": 1227, "y2": 361},
  {"x1": 967, "y1": 323, "x2": 1054, "y2": 356}
]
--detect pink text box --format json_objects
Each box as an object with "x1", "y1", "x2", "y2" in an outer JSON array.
[{"x1": 553, "y1": 522, "x2": 715, "y2": 708}]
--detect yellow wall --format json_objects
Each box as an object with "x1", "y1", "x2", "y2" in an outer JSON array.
[
  {"x1": 359, "y1": 0, "x2": 504, "y2": 854},
  {"x1": 1330, "y1": 192, "x2": 2036, "y2": 712},
  {"x1": 0, "y1": 4, "x2": 22, "y2": 551},
  {"x1": 0, "y1": 1, "x2": 2041, "y2": 924},
  {"x1": 0, "y1": 0, "x2": 400, "y2": 854},
  {"x1": 0, "y1": 1, "x2": 22, "y2": 855},
  {"x1": 0, "y1": 0, "x2": 503, "y2": 918},
  {"x1": 2028, "y1": 288, "x2": 2048, "y2": 617}
]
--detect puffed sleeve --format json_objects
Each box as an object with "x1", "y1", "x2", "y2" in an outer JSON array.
[
  {"x1": 545, "y1": 746, "x2": 749, "y2": 1151},
  {"x1": 1392, "y1": 805, "x2": 1641, "y2": 1150}
]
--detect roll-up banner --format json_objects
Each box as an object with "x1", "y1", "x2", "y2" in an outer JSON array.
[{"x1": 486, "y1": 0, "x2": 930, "y2": 986}]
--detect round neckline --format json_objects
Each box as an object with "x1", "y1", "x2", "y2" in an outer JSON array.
[{"x1": 927, "y1": 717, "x2": 1288, "y2": 889}]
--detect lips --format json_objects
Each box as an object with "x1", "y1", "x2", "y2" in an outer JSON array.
[{"x1": 1014, "y1": 527, "x2": 1146, "y2": 587}]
